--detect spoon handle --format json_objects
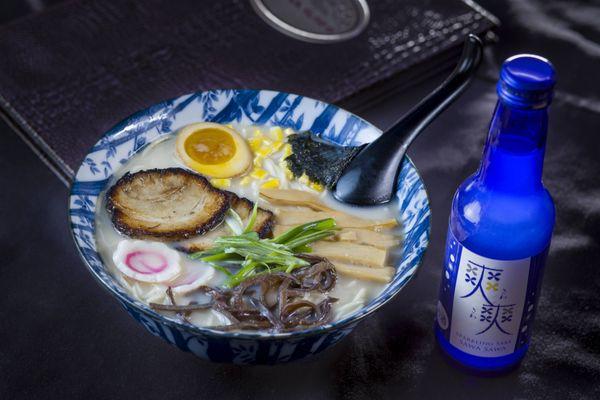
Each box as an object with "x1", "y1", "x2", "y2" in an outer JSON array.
[
  {"x1": 334, "y1": 34, "x2": 484, "y2": 205},
  {"x1": 383, "y1": 34, "x2": 484, "y2": 151}
]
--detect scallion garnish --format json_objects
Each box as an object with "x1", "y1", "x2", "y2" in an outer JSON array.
[{"x1": 190, "y1": 217, "x2": 337, "y2": 288}]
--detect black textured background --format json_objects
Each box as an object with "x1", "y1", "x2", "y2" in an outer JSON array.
[
  {"x1": 1, "y1": 1, "x2": 600, "y2": 399},
  {"x1": 0, "y1": 0, "x2": 494, "y2": 182}
]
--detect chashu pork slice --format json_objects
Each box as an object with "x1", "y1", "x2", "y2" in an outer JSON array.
[
  {"x1": 106, "y1": 168, "x2": 229, "y2": 241},
  {"x1": 179, "y1": 191, "x2": 274, "y2": 253}
]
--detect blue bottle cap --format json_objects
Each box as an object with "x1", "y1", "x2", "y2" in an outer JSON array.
[{"x1": 497, "y1": 54, "x2": 556, "y2": 109}]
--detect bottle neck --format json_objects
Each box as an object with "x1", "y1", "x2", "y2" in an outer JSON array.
[{"x1": 477, "y1": 101, "x2": 548, "y2": 192}]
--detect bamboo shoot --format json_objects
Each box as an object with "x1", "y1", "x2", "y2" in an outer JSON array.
[
  {"x1": 334, "y1": 263, "x2": 395, "y2": 283},
  {"x1": 260, "y1": 188, "x2": 334, "y2": 211},
  {"x1": 337, "y1": 228, "x2": 398, "y2": 249},
  {"x1": 273, "y1": 225, "x2": 398, "y2": 249},
  {"x1": 310, "y1": 241, "x2": 387, "y2": 268},
  {"x1": 275, "y1": 208, "x2": 397, "y2": 230}
]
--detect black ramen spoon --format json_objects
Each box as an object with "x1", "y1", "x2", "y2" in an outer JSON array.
[{"x1": 332, "y1": 34, "x2": 484, "y2": 205}]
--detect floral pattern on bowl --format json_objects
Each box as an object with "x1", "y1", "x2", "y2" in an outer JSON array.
[{"x1": 69, "y1": 89, "x2": 431, "y2": 364}]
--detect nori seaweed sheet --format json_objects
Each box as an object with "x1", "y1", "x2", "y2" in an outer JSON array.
[{"x1": 285, "y1": 132, "x2": 364, "y2": 188}]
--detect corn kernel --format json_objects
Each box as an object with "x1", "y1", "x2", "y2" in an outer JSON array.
[
  {"x1": 299, "y1": 173, "x2": 310, "y2": 184},
  {"x1": 248, "y1": 137, "x2": 262, "y2": 151},
  {"x1": 278, "y1": 159, "x2": 293, "y2": 177},
  {"x1": 253, "y1": 129, "x2": 263, "y2": 139},
  {"x1": 282, "y1": 143, "x2": 293, "y2": 158},
  {"x1": 253, "y1": 155, "x2": 264, "y2": 167},
  {"x1": 225, "y1": 124, "x2": 233, "y2": 129},
  {"x1": 240, "y1": 176, "x2": 252, "y2": 186},
  {"x1": 257, "y1": 145, "x2": 273, "y2": 157},
  {"x1": 284, "y1": 167, "x2": 294, "y2": 180},
  {"x1": 309, "y1": 181, "x2": 324, "y2": 192},
  {"x1": 271, "y1": 141, "x2": 283, "y2": 152},
  {"x1": 261, "y1": 178, "x2": 280, "y2": 189},
  {"x1": 270, "y1": 127, "x2": 284, "y2": 141},
  {"x1": 251, "y1": 168, "x2": 268, "y2": 180},
  {"x1": 210, "y1": 178, "x2": 231, "y2": 188}
]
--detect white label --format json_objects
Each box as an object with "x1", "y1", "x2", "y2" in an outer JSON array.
[{"x1": 449, "y1": 246, "x2": 530, "y2": 357}]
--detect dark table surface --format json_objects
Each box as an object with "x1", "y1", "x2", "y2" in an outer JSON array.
[{"x1": 1, "y1": 1, "x2": 599, "y2": 399}]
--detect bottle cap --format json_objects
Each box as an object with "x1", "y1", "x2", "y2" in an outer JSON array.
[{"x1": 497, "y1": 54, "x2": 556, "y2": 109}]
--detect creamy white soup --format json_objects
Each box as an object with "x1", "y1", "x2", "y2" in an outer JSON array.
[{"x1": 95, "y1": 123, "x2": 402, "y2": 331}]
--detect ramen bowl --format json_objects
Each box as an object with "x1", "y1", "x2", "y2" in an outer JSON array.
[{"x1": 69, "y1": 89, "x2": 430, "y2": 364}]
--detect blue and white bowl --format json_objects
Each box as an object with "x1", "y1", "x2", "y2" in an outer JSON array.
[{"x1": 69, "y1": 89, "x2": 431, "y2": 364}]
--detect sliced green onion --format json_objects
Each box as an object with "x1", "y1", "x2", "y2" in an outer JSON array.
[
  {"x1": 242, "y1": 202, "x2": 259, "y2": 234},
  {"x1": 224, "y1": 208, "x2": 244, "y2": 235},
  {"x1": 189, "y1": 217, "x2": 336, "y2": 287},
  {"x1": 273, "y1": 218, "x2": 337, "y2": 244}
]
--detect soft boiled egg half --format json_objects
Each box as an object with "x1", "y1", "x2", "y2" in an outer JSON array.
[{"x1": 176, "y1": 122, "x2": 252, "y2": 178}]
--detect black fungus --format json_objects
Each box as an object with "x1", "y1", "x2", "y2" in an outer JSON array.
[{"x1": 151, "y1": 256, "x2": 338, "y2": 332}]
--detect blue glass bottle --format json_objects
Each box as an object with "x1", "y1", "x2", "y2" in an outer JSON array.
[{"x1": 435, "y1": 55, "x2": 556, "y2": 372}]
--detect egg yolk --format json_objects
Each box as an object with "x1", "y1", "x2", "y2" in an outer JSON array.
[{"x1": 184, "y1": 129, "x2": 237, "y2": 165}]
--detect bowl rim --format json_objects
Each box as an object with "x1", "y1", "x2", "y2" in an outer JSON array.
[{"x1": 68, "y1": 88, "x2": 431, "y2": 340}]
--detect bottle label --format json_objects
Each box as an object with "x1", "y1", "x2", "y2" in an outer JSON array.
[{"x1": 437, "y1": 228, "x2": 547, "y2": 358}]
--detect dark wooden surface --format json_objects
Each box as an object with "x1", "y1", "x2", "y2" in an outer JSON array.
[{"x1": 1, "y1": 1, "x2": 599, "y2": 399}]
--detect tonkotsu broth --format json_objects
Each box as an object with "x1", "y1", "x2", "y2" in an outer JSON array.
[{"x1": 95, "y1": 124, "x2": 402, "y2": 330}]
